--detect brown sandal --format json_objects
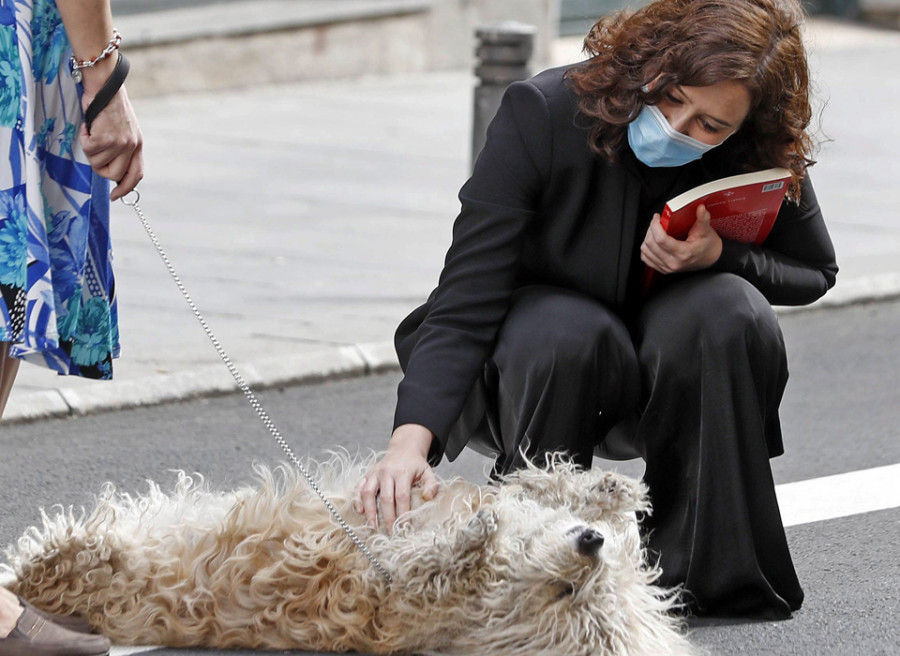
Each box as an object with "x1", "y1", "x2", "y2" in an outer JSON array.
[
  {"x1": 16, "y1": 598, "x2": 93, "y2": 635},
  {"x1": 0, "y1": 604, "x2": 109, "y2": 656}
]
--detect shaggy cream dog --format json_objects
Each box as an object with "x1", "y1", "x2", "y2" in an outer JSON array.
[{"x1": 2, "y1": 455, "x2": 698, "y2": 656}]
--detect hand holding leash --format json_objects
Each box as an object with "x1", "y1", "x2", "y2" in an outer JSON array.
[{"x1": 78, "y1": 52, "x2": 143, "y2": 200}]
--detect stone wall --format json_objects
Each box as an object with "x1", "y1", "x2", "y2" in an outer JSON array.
[{"x1": 117, "y1": 0, "x2": 560, "y2": 97}]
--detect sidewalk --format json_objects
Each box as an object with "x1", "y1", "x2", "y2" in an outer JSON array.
[{"x1": 6, "y1": 17, "x2": 900, "y2": 423}]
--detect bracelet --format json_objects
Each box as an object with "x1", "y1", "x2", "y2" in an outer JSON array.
[
  {"x1": 70, "y1": 29, "x2": 122, "y2": 84},
  {"x1": 84, "y1": 52, "x2": 130, "y2": 134}
]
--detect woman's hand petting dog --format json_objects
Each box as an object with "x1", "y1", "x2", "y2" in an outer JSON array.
[{"x1": 354, "y1": 423, "x2": 440, "y2": 530}]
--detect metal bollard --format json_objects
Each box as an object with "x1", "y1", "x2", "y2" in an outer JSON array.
[{"x1": 471, "y1": 21, "x2": 536, "y2": 171}]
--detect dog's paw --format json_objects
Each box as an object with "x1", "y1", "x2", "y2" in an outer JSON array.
[
  {"x1": 444, "y1": 508, "x2": 499, "y2": 559},
  {"x1": 461, "y1": 508, "x2": 499, "y2": 544},
  {"x1": 589, "y1": 472, "x2": 649, "y2": 514}
]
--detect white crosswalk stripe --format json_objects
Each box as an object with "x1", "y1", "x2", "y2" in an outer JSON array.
[{"x1": 777, "y1": 463, "x2": 900, "y2": 527}]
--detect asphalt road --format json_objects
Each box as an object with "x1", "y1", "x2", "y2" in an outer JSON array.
[{"x1": 1, "y1": 299, "x2": 898, "y2": 655}]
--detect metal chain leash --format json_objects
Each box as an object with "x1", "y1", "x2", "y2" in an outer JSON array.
[{"x1": 122, "y1": 191, "x2": 393, "y2": 585}]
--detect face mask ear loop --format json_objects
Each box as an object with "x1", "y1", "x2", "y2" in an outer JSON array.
[{"x1": 644, "y1": 104, "x2": 717, "y2": 151}]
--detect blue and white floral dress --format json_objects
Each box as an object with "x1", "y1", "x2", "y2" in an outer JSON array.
[{"x1": 0, "y1": 0, "x2": 118, "y2": 379}]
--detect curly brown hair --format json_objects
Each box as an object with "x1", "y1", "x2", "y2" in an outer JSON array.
[{"x1": 565, "y1": 0, "x2": 814, "y2": 198}]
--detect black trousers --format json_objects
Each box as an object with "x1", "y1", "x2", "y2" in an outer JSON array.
[{"x1": 452, "y1": 273, "x2": 804, "y2": 618}]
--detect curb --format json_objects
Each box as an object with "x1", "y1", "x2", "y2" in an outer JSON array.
[
  {"x1": 3, "y1": 341, "x2": 401, "y2": 425},
  {"x1": 6, "y1": 273, "x2": 900, "y2": 426}
]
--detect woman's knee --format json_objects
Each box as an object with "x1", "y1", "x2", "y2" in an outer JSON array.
[{"x1": 643, "y1": 274, "x2": 784, "y2": 359}]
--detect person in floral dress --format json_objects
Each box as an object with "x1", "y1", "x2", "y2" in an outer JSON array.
[{"x1": 0, "y1": 0, "x2": 141, "y2": 654}]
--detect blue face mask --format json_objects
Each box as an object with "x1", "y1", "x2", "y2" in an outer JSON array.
[{"x1": 627, "y1": 104, "x2": 725, "y2": 168}]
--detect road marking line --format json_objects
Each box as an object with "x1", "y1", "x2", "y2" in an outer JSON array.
[{"x1": 777, "y1": 463, "x2": 900, "y2": 527}]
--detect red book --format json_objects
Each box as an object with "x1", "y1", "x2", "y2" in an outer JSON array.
[{"x1": 641, "y1": 167, "x2": 792, "y2": 294}]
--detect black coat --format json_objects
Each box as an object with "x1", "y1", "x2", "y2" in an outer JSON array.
[{"x1": 393, "y1": 64, "x2": 838, "y2": 462}]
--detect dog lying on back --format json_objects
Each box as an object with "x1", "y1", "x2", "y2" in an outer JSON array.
[{"x1": 2, "y1": 455, "x2": 698, "y2": 656}]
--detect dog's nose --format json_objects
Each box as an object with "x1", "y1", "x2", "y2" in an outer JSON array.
[{"x1": 576, "y1": 528, "x2": 605, "y2": 556}]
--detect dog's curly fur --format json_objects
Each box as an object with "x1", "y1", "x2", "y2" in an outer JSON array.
[{"x1": 2, "y1": 454, "x2": 697, "y2": 656}]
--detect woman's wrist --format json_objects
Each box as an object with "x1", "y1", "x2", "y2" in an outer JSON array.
[
  {"x1": 389, "y1": 423, "x2": 434, "y2": 459},
  {"x1": 77, "y1": 54, "x2": 119, "y2": 95}
]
